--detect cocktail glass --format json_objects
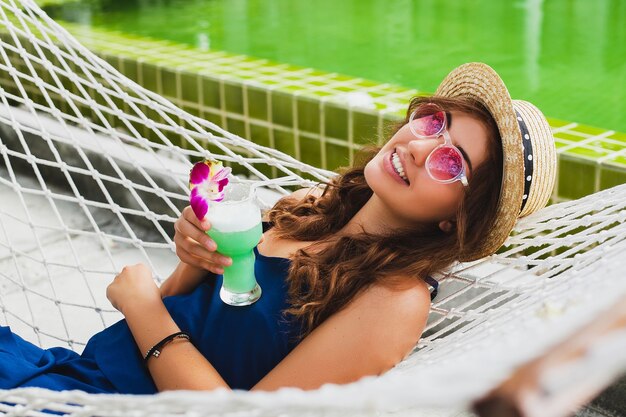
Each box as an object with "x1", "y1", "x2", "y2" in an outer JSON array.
[{"x1": 206, "y1": 183, "x2": 262, "y2": 306}]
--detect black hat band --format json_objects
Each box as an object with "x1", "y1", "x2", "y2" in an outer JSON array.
[{"x1": 515, "y1": 109, "x2": 534, "y2": 213}]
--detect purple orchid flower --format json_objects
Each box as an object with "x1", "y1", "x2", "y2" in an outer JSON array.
[{"x1": 188, "y1": 159, "x2": 232, "y2": 220}]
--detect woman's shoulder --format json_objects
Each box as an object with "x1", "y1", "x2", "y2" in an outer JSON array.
[
  {"x1": 290, "y1": 275, "x2": 431, "y2": 377},
  {"x1": 361, "y1": 276, "x2": 431, "y2": 309},
  {"x1": 340, "y1": 275, "x2": 431, "y2": 333}
]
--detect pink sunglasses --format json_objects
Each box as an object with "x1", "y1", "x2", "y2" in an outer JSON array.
[{"x1": 408, "y1": 103, "x2": 469, "y2": 187}]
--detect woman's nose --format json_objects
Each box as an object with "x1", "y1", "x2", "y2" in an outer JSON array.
[{"x1": 407, "y1": 137, "x2": 441, "y2": 167}]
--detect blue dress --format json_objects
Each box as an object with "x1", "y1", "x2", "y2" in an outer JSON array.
[{"x1": 0, "y1": 247, "x2": 299, "y2": 394}]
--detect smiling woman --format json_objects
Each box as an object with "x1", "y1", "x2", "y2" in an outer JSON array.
[{"x1": 0, "y1": 62, "x2": 557, "y2": 396}]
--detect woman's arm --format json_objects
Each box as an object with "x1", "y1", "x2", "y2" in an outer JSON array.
[
  {"x1": 124, "y1": 296, "x2": 230, "y2": 391},
  {"x1": 109, "y1": 265, "x2": 430, "y2": 392},
  {"x1": 107, "y1": 264, "x2": 231, "y2": 391}
]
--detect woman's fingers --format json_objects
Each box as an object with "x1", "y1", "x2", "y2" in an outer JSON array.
[
  {"x1": 176, "y1": 211, "x2": 216, "y2": 251},
  {"x1": 172, "y1": 205, "x2": 241, "y2": 275},
  {"x1": 174, "y1": 232, "x2": 231, "y2": 264},
  {"x1": 176, "y1": 247, "x2": 225, "y2": 275},
  {"x1": 183, "y1": 205, "x2": 211, "y2": 232},
  {"x1": 175, "y1": 205, "x2": 270, "y2": 275}
]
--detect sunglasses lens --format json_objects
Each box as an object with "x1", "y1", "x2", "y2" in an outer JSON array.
[
  {"x1": 411, "y1": 107, "x2": 445, "y2": 137},
  {"x1": 427, "y1": 146, "x2": 464, "y2": 181}
]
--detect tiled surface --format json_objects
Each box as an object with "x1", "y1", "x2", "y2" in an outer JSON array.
[{"x1": 1, "y1": 22, "x2": 624, "y2": 204}]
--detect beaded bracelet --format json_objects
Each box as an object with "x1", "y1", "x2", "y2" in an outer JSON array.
[{"x1": 143, "y1": 331, "x2": 191, "y2": 364}]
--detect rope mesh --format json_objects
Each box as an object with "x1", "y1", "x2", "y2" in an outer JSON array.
[{"x1": 0, "y1": 0, "x2": 624, "y2": 415}]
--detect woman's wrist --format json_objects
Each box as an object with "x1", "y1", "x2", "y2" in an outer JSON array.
[{"x1": 122, "y1": 296, "x2": 182, "y2": 357}]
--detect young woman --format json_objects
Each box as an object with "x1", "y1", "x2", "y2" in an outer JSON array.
[{"x1": 0, "y1": 62, "x2": 556, "y2": 394}]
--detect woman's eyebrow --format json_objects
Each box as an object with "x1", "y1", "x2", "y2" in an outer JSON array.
[{"x1": 446, "y1": 112, "x2": 473, "y2": 172}]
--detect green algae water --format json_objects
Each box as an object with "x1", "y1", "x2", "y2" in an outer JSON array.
[
  {"x1": 209, "y1": 223, "x2": 263, "y2": 294},
  {"x1": 47, "y1": 0, "x2": 626, "y2": 133}
]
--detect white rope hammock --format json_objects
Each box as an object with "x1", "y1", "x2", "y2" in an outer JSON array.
[{"x1": 0, "y1": 0, "x2": 625, "y2": 415}]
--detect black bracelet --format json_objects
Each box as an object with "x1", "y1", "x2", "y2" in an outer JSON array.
[{"x1": 143, "y1": 331, "x2": 191, "y2": 364}]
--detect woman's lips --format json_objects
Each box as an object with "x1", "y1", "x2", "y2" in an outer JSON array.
[{"x1": 383, "y1": 150, "x2": 409, "y2": 186}]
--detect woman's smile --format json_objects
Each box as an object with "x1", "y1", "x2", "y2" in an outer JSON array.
[{"x1": 383, "y1": 149, "x2": 410, "y2": 186}]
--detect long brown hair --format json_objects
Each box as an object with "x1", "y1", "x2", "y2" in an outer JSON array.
[{"x1": 268, "y1": 95, "x2": 503, "y2": 340}]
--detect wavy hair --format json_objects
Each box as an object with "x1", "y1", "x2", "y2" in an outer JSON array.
[{"x1": 268, "y1": 95, "x2": 503, "y2": 340}]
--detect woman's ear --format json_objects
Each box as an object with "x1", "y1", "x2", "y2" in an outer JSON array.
[{"x1": 438, "y1": 220, "x2": 455, "y2": 233}]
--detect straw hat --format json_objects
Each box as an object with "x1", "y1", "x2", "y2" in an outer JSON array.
[{"x1": 435, "y1": 62, "x2": 557, "y2": 261}]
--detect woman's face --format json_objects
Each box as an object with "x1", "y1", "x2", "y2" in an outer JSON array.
[{"x1": 364, "y1": 111, "x2": 491, "y2": 227}]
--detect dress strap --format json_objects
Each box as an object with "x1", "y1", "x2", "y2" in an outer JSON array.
[
  {"x1": 262, "y1": 221, "x2": 274, "y2": 233},
  {"x1": 424, "y1": 276, "x2": 439, "y2": 301}
]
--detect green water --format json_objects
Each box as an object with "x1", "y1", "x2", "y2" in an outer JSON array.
[
  {"x1": 208, "y1": 223, "x2": 263, "y2": 293},
  {"x1": 48, "y1": 0, "x2": 626, "y2": 133}
]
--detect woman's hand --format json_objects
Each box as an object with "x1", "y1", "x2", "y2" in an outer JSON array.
[
  {"x1": 107, "y1": 263, "x2": 161, "y2": 314},
  {"x1": 173, "y1": 206, "x2": 233, "y2": 275}
]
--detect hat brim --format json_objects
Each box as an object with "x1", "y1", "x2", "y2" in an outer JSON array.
[{"x1": 435, "y1": 62, "x2": 525, "y2": 261}]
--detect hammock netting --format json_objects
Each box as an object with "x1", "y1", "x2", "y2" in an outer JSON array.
[{"x1": 0, "y1": 0, "x2": 625, "y2": 415}]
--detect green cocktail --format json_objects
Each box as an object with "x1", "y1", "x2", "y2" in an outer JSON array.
[
  {"x1": 206, "y1": 184, "x2": 262, "y2": 306},
  {"x1": 208, "y1": 223, "x2": 263, "y2": 294}
]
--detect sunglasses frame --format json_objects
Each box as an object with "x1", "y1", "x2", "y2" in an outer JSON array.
[{"x1": 408, "y1": 104, "x2": 469, "y2": 187}]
